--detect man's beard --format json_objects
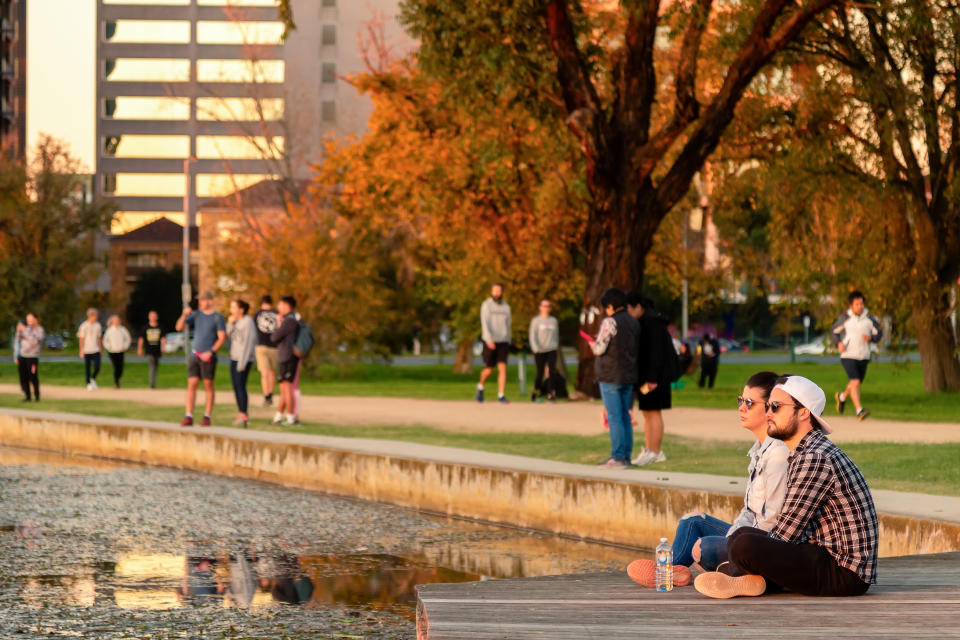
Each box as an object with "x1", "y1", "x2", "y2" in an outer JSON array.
[
  {"x1": 492, "y1": 295, "x2": 502, "y2": 303},
  {"x1": 767, "y1": 411, "x2": 799, "y2": 441}
]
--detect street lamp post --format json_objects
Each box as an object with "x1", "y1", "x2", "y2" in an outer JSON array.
[{"x1": 182, "y1": 156, "x2": 194, "y2": 364}]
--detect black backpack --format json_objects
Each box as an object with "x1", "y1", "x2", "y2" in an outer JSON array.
[{"x1": 663, "y1": 332, "x2": 683, "y2": 382}]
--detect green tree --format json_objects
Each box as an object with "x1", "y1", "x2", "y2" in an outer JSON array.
[
  {"x1": 0, "y1": 135, "x2": 115, "y2": 332},
  {"x1": 712, "y1": 0, "x2": 960, "y2": 391},
  {"x1": 393, "y1": 0, "x2": 840, "y2": 391}
]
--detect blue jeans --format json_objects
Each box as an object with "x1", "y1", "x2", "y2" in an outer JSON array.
[
  {"x1": 230, "y1": 360, "x2": 251, "y2": 414},
  {"x1": 599, "y1": 382, "x2": 634, "y2": 461},
  {"x1": 672, "y1": 513, "x2": 731, "y2": 569}
]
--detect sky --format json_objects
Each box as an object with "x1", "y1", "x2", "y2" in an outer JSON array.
[{"x1": 27, "y1": 0, "x2": 97, "y2": 171}]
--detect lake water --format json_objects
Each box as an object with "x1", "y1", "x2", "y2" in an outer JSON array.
[{"x1": 0, "y1": 446, "x2": 645, "y2": 639}]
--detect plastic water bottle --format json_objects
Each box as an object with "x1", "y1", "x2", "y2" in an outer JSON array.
[{"x1": 655, "y1": 537, "x2": 673, "y2": 592}]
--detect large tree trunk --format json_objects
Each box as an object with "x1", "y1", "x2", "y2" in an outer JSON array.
[
  {"x1": 913, "y1": 305, "x2": 960, "y2": 392},
  {"x1": 574, "y1": 181, "x2": 660, "y2": 396},
  {"x1": 452, "y1": 336, "x2": 474, "y2": 375},
  {"x1": 908, "y1": 272, "x2": 960, "y2": 393}
]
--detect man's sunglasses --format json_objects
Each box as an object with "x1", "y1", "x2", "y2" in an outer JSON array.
[
  {"x1": 765, "y1": 401, "x2": 800, "y2": 414},
  {"x1": 736, "y1": 396, "x2": 761, "y2": 409}
]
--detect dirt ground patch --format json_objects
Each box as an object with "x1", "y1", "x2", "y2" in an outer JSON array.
[{"x1": 3, "y1": 383, "x2": 958, "y2": 444}]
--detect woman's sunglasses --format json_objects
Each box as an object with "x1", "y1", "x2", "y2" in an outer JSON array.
[{"x1": 736, "y1": 396, "x2": 760, "y2": 409}]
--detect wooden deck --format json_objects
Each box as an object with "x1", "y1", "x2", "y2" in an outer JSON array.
[{"x1": 416, "y1": 551, "x2": 960, "y2": 639}]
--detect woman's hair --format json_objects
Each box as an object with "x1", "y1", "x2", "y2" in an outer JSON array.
[
  {"x1": 235, "y1": 299, "x2": 250, "y2": 315},
  {"x1": 600, "y1": 287, "x2": 627, "y2": 310},
  {"x1": 745, "y1": 371, "x2": 780, "y2": 398}
]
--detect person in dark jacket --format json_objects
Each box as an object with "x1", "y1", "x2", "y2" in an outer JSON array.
[
  {"x1": 627, "y1": 294, "x2": 673, "y2": 466},
  {"x1": 698, "y1": 333, "x2": 721, "y2": 388},
  {"x1": 269, "y1": 295, "x2": 300, "y2": 426},
  {"x1": 586, "y1": 288, "x2": 640, "y2": 470}
]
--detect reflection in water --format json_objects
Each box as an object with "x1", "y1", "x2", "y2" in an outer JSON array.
[{"x1": 0, "y1": 446, "x2": 645, "y2": 637}]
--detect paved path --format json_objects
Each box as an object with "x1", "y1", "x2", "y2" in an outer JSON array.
[{"x1": 1, "y1": 383, "x2": 958, "y2": 444}]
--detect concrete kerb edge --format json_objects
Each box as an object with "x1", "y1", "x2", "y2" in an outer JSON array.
[{"x1": 1, "y1": 408, "x2": 958, "y2": 556}]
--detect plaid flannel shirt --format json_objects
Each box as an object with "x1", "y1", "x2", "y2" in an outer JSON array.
[{"x1": 770, "y1": 429, "x2": 878, "y2": 584}]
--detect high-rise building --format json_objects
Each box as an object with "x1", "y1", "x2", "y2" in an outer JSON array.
[
  {"x1": 0, "y1": 0, "x2": 26, "y2": 160},
  {"x1": 95, "y1": 0, "x2": 410, "y2": 232}
]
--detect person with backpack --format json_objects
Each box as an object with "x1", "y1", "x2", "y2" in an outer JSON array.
[
  {"x1": 269, "y1": 295, "x2": 302, "y2": 426},
  {"x1": 627, "y1": 293, "x2": 677, "y2": 466}
]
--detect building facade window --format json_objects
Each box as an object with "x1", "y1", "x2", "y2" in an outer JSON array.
[
  {"x1": 321, "y1": 24, "x2": 336, "y2": 46},
  {"x1": 125, "y1": 251, "x2": 166, "y2": 268},
  {"x1": 321, "y1": 62, "x2": 336, "y2": 84},
  {"x1": 321, "y1": 100, "x2": 335, "y2": 123}
]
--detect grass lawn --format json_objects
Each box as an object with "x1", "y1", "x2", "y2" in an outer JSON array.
[
  {"x1": 1, "y1": 392, "x2": 957, "y2": 497},
  {"x1": 1, "y1": 357, "x2": 957, "y2": 422}
]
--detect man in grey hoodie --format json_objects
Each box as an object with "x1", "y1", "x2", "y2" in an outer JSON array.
[{"x1": 477, "y1": 283, "x2": 511, "y2": 403}]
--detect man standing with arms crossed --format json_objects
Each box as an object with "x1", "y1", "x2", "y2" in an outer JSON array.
[
  {"x1": 832, "y1": 290, "x2": 882, "y2": 421},
  {"x1": 476, "y1": 283, "x2": 511, "y2": 403},
  {"x1": 176, "y1": 291, "x2": 226, "y2": 427},
  {"x1": 253, "y1": 294, "x2": 279, "y2": 407},
  {"x1": 695, "y1": 375, "x2": 878, "y2": 599}
]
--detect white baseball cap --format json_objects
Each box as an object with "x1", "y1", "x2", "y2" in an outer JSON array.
[{"x1": 773, "y1": 375, "x2": 833, "y2": 434}]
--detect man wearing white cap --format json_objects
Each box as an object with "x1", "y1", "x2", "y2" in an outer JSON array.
[{"x1": 695, "y1": 374, "x2": 878, "y2": 599}]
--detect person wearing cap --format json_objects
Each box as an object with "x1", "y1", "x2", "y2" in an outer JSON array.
[
  {"x1": 175, "y1": 291, "x2": 227, "y2": 427},
  {"x1": 694, "y1": 374, "x2": 878, "y2": 599}
]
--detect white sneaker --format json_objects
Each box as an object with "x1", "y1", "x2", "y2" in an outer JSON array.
[
  {"x1": 632, "y1": 448, "x2": 667, "y2": 466},
  {"x1": 283, "y1": 414, "x2": 299, "y2": 426},
  {"x1": 89, "y1": 380, "x2": 98, "y2": 390},
  {"x1": 271, "y1": 412, "x2": 283, "y2": 425},
  {"x1": 85, "y1": 382, "x2": 93, "y2": 391}
]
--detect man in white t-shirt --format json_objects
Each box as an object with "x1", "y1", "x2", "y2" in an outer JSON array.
[{"x1": 77, "y1": 308, "x2": 103, "y2": 390}]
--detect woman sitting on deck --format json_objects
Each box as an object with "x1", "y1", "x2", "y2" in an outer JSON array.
[{"x1": 628, "y1": 371, "x2": 789, "y2": 587}]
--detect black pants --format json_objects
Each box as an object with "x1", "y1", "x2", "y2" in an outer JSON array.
[
  {"x1": 84, "y1": 353, "x2": 101, "y2": 383},
  {"x1": 726, "y1": 527, "x2": 870, "y2": 596},
  {"x1": 230, "y1": 359, "x2": 251, "y2": 414},
  {"x1": 534, "y1": 351, "x2": 558, "y2": 397},
  {"x1": 699, "y1": 359, "x2": 718, "y2": 388},
  {"x1": 18, "y1": 357, "x2": 39, "y2": 400},
  {"x1": 108, "y1": 352, "x2": 125, "y2": 386}
]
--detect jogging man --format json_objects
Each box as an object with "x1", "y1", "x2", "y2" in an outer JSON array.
[
  {"x1": 476, "y1": 283, "x2": 511, "y2": 403},
  {"x1": 695, "y1": 375, "x2": 878, "y2": 599},
  {"x1": 176, "y1": 291, "x2": 226, "y2": 427},
  {"x1": 77, "y1": 308, "x2": 102, "y2": 390},
  {"x1": 832, "y1": 290, "x2": 882, "y2": 420},
  {"x1": 253, "y1": 294, "x2": 279, "y2": 406}
]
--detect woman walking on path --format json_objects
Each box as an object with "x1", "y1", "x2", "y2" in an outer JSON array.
[
  {"x1": 14, "y1": 313, "x2": 45, "y2": 402},
  {"x1": 227, "y1": 299, "x2": 256, "y2": 428},
  {"x1": 103, "y1": 315, "x2": 132, "y2": 389}
]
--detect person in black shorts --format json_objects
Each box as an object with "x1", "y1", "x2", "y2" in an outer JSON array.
[
  {"x1": 627, "y1": 293, "x2": 673, "y2": 466},
  {"x1": 476, "y1": 283, "x2": 512, "y2": 403},
  {"x1": 270, "y1": 295, "x2": 301, "y2": 426},
  {"x1": 831, "y1": 290, "x2": 882, "y2": 421},
  {"x1": 175, "y1": 291, "x2": 227, "y2": 427}
]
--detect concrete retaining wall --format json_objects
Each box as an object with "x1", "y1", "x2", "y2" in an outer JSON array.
[{"x1": 2, "y1": 411, "x2": 958, "y2": 556}]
